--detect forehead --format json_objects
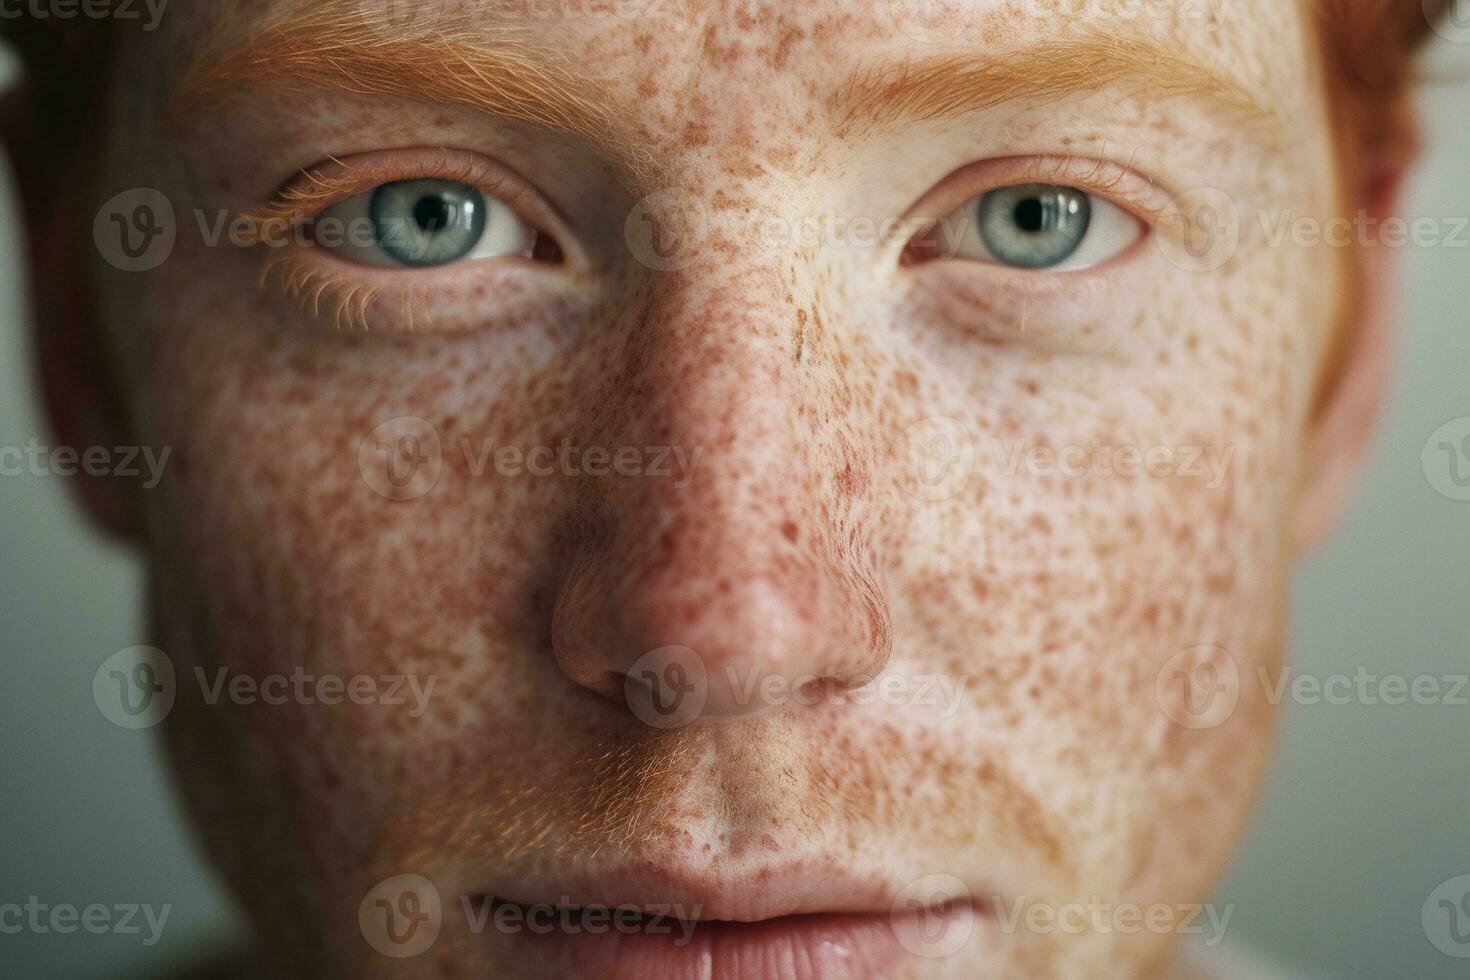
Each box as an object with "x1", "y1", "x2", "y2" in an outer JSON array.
[{"x1": 155, "y1": 0, "x2": 1311, "y2": 108}]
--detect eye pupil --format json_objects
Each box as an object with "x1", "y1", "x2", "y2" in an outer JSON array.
[
  {"x1": 978, "y1": 183, "x2": 1092, "y2": 269},
  {"x1": 1013, "y1": 197, "x2": 1046, "y2": 234},
  {"x1": 413, "y1": 195, "x2": 452, "y2": 233}
]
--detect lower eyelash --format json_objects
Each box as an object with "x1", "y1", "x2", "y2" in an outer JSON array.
[
  {"x1": 263, "y1": 250, "x2": 402, "y2": 333},
  {"x1": 244, "y1": 152, "x2": 558, "y2": 332}
]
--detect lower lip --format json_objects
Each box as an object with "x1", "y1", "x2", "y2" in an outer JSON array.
[{"x1": 513, "y1": 905, "x2": 977, "y2": 980}]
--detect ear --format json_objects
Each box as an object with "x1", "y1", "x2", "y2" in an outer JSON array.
[
  {"x1": 10, "y1": 114, "x2": 144, "y2": 543},
  {"x1": 1289, "y1": 161, "x2": 1406, "y2": 556}
]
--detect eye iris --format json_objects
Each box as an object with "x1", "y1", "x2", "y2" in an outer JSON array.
[
  {"x1": 371, "y1": 179, "x2": 488, "y2": 267},
  {"x1": 978, "y1": 184, "x2": 1092, "y2": 268}
]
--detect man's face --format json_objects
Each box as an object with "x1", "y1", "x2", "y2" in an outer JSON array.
[{"x1": 90, "y1": 0, "x2": 1341, "y2": 976}]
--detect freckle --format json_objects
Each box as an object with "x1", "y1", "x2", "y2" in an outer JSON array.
[{"x1": 781, "y1": 520, "x2": 799, "y2": 543}]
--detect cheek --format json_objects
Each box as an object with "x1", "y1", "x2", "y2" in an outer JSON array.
[
  {"x1": 885, "y1": 250, "x2": 1309, "y2": 890},
  {"x1": 134, "y1": 295, "x2": 602, "y2": 865}
]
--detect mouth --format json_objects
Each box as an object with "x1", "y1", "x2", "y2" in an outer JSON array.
[{"x1": 469, "y1": 866, "x2": 985, "y2": 979}]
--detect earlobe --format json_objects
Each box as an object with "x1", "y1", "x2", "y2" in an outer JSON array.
[{"x1": 1289, "y1": 166, "x2": 1406, "y2": 557}]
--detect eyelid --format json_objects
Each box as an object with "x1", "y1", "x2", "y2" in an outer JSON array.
[
  {"x1": 238, "y1": 147, "x2": 578, "y2": 266},
  {"x1": 237, "y1": 148, "x2": 581, "y2": 334},
  {"x1": 902, "y1": 155, "x2": 1178, "y2": 253}
]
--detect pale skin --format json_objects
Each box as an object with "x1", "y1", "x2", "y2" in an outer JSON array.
[{"x1": 31, "y1": 0, "x2": 1406, "y2": 977}]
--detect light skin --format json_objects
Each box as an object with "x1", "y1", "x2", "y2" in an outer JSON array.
[{"x1": 24, "y1": 0, "x2": 1410, "y2": 977}]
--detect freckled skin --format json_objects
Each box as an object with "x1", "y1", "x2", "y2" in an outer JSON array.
[{"x1": 87, "y1": 1, "x2": 1344, "y2": 977}]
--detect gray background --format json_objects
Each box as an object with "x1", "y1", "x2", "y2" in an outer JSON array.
[{"x1": 0, "y1": 36, "x2": 1466, "y2": 980}]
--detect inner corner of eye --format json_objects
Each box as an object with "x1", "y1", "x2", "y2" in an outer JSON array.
[{"x1": 901, "y1": 221, "x2": 950, "y2": 266}]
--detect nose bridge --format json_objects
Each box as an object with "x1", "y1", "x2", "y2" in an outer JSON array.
[
  {"x1": 617, "y1": 251, "x2": 856, "y2": 542},
  {"x1": 637, "y1": 262, "x2": 806, "y2": 483},
  {"x1": 549, "y1": 258, "x2": 893, "y2": 719}
]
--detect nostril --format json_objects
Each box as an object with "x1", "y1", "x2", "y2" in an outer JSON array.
[
  {"x1": 796, "y1": 675, "x2": 859, "y2": 707},
  {"x1": 794, "y1": 676, "x2": 827, "y2": 702}
]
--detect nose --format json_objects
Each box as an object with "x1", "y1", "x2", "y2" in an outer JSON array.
[{"x1": 549, "y1": 262, "x2": 892, "y2": 723}]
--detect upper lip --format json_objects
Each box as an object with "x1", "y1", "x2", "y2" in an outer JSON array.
[{"x1": 474, "y1": 860, "x2": 979, "y2": 923}]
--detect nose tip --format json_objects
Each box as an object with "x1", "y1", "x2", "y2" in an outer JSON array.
[
  {"x1": 545, "y1": 254, "x2": 891, "y2": 727},
  {"x1": 552, "y1": 551, "x2": 891, "y2": 726}
]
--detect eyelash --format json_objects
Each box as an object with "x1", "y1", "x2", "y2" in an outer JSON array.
[
  {"x1": 242, "y1": 152, "x2": 1169, "y2": 332},
  {"x1": 901, "y1": 154, "x2": 1172, "y2": 267},
  {"x1": 245, "y1": 154, "x2": 549, "y2": 238},
  {"x1": 240, "y1": 151, "x2": 566, "y2": 331}
]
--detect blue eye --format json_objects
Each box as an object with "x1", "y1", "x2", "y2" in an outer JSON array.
[
  {"x1": 371, "y1": 180, "x2": 487, "y2": 266},
  {"x1": 978, "y1": 184, "x2": 1091, "y2": 268},
  {"x1": 936, "y1": 183, "x2": 1143, "y2": 271},
  {"x1": 315, "y1": 178, "x2": 536, "y2": 268}
]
